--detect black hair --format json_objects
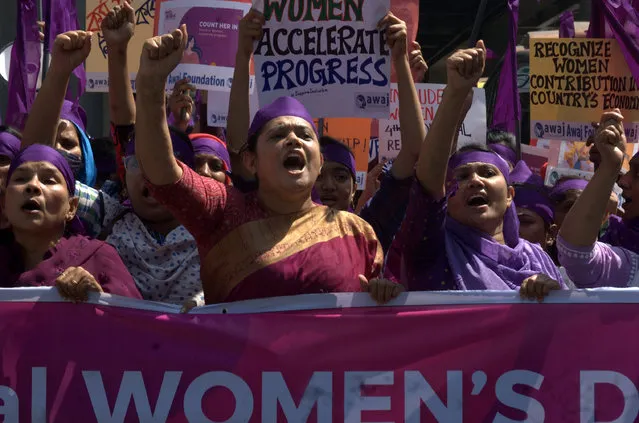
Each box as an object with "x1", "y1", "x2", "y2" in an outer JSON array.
[
  {"x1": 549, "y1": 176, "x2": 587, "y2": 204},
  {"x1": 486, "y1": 130, "x2": 517, "y2": 151},
  {"x1": 456, "y1": 143, "x2": 493, "y2": 154},
  {"x1": 0, "y1": 125, "x2": 22, "y2": 139}
]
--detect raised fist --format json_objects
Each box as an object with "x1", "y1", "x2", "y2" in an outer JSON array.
[
  {"x1": 101, "y1": 1, "x2": 135, "y2": 49},
  {"x1": 237, "y1": 9, "x2": 264, "y2": 59},
  {"x1": 138, "y1": 25, "x2": 187, "y2": 82},
  {"x1": 446, "y1": 40, "x2": 486, "y2": 92},
  {"x1": 50, "y1": 30, "x2": 93, "y2": 76},
  {"x1": 379, "y1": 12, "x2": 407, "y2": 62},
  {"x1": 594, "y1": 109, "x2": 627, "y2": 170}
]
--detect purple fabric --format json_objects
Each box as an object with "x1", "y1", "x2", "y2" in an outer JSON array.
[
  {"x1": 5, "y1": 0, "x2": 41, "y2": 131},
  {"x1": 560, "y1": 11, "x2": 576, "y2": 38},
  {"x1": 43, "y1": 0, "x2": 85, "y2": 101},
  {"x1": 600, "y1": 214, "x2": 639, "y2": 255},
  {"x1": 248, "y1": 96, "x2": 317, "y2": 139},
  {"x1": 189, "y1": 133, "x2": 231, "y2": 171},
  {"x1": 0, "y1": 131, "x2": 21, "y2": 160},
  {"x1": 549, "y1": 178, "x2": 589, "y2": 199},
  {"x1": 126, "y1": 128, "x2": 195, "y2": 169},
  {"x1": 510, "y1": 161, "x2": 554, "y2": 225},
  {"x1": 60, "y1": 100, "x2": 87, "y2": 133},
  {"x1": 6, "y1": 144, "x2": 84, "y2": 235},
  {"x1": 589, "y1": 0, "x2": 639, "y2": 86},
  {"x1": 491, "y1": 0, "x2": 521, "y2": 135},
  {"x1": 443, "y1": 149, "x2": 564, "y2": 290},
  {"x1": 488, "y1": 143, "x2": 517, "y2": 166},
  {"x1": 321, "y1": 143, "x2": 356, "y2": 180}
]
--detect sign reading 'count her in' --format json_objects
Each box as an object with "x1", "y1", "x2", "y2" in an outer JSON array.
[
  {"x1": 530, "y1": 38, "x2": 639, "y2": 142},
  {"x1": 252, "y1": 0, "x2": 391, "y2": 118},
  {"x1": 158, "y1": 0, "x2": 252, "y2": 92}
]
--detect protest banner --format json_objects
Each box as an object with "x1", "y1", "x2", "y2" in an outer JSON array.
[
  {"x1": 530, "y1": 38, "x2": 639, "y2": 142},
  {"x1": 378, "y1": 83, "x2": 487, "y2": 162},
  {"x1": 157, "y1": 0, "x2": 252, "y2": 92},
  {"x1": 321, "y1": 117, "x2": 372, "y2": 189},
  {"x1": 4, "y1": 288, "x2": 639, "y2": 421},
  {"x1": 545, "y1": 139, "x2": 639, "y2": 174},
  {"x1": 521, "y1": 143, "x2": 549, "y2": 176},
  {"x1": 252, "y1": 0, "x2": 391, "y2": 118},
  {"x1": 206, "y1": 89, "x2": 259, "y2": 127},
  {"x1": 85, "y1": 0, "x2": 156, "y2": 92},
  {"x1": 389, "y1": 0, "x2": 419, "y2": 83}
]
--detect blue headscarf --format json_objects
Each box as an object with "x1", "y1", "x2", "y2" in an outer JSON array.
[{"x1": 59, "y1": 100, "x2": 96, "y2": 187}]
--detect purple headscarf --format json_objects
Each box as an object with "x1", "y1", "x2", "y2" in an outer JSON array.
[
  {"x1": 444, "y1": 149, "x2": 564, "y2": 290},
  {"x1": 321, "y1": 142, "x2": 356, "y2": 180},
  {"x1": 510, "y1": 160, "x2": 554, "y2": 225},
  {"x1": 126, "y1": 128, "x2": 195, "y2": 169},
  {"x1": 6, "y1": 145, "x2": 84, "y2": 234},
  {"x1": 549, "y1": 178, "x2": 589, "y2": 201},
  {"x1": 0, "y1": 130, "x2": 21, "y2": 160},
  {"x1": 248, "y1": 96, "x2": 317, "y2": 140},
  {"x1": 488, "y1": 143, "x2": 517, "y2": 166},
  {"x1": 59, "y1": 100, "x2": 88, "y2": 133},
  {"x1": 189, "y1": 133, "x2": 231, "y2": 171}
]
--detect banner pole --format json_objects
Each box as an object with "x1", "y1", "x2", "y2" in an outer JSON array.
[{"x1": 468, "y1": 0, "x2": 489, "y2": 47}]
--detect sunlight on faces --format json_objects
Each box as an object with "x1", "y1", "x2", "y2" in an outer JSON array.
[
  {"x1": 3, "y1": 161, "x2": 77, "y2": 232},
  {"x1": 447, "y1": 162, "x2": 514, "y2": 234},
  {"x1": 56, "y1": 120, "x2": 82, "y2": 159},
  {"x1": 194, "y1": 153, "x2": 227, "y2": 183},
  {"x1": 618, "y1": 157, "x2": 639, "y2": 220},
  {"x1": 124, "y1": 156, "x2": 176, "y2": 224},
  {"x1": 243, "y1": 116, "x2": 322, "y2": 196},
  {"x1": 315, "y1": 161, "x2": 355, "y2": 210}
]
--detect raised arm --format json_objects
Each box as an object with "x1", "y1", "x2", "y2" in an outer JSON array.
[
  {"x1": 226, "y1": 9, "x2": 264, "y2": 154},
  {"x1": 103, "y1": 1, "x2": 135, "y2": 125},
  {"x1": 22, "y1": 31, "x2": 92, "y2": 148},
  {"x1": 415, "y1": 41, "x2": 486, "y2": 199},
  {"x1": 135, "y1": 26, "x2": 187, "y2": 185},
  {"x1": 167, "y1": 78, "x2": 196, "y2": 132},
  {"x1": 559, "y1": 109, "x2": 626, "y2": 247},
  {"x1": 381, "y1": 14, "x2": 425, "y2": 180}
]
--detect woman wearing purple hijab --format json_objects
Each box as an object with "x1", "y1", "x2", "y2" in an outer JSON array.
[
  {"x1": 134, "y1": 26, "x2": 384, "y2": 305},
  {"x1": 315, "y1": 137, "x2": 358, "y2": 211},
  {"x1": 558, "y1": 109, "x2": 639, "y2": 288},
  {"x1": 188, "y1": 133, "x2": 232, "y2": 184},
  {"x1": 387, "y1": 42, "x2": 564, "y2": 300},
  {"x1": 0, "y1": 127, "x2": 22, "y2": 189},
  {"x1": 0, "y1": 145, "x2": 141, "y2": 301}
]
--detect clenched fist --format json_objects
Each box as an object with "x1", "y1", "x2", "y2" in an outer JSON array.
[
  {"x1": 137, "y1": 25, "x2": 187, "y2": 84},
  {"x1": 101, "y1": 0, "x2": 135, "y2": 50},
  {"x1": 446, "y1": 40, "x2": 486, "y2": 93},
  {"x1": 56, "y1": 266, "x2": 103, "y2": 303},
  {"x1": 50, "y1": 30, "x2": 93, "y2": 76}
]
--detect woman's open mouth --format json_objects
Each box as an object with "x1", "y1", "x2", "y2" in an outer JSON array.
[
  {"x1": 282, "y1": 152, "x2": 306, "y2": 174},
  {"x1": 20, "y1": 199, "x2": 42, "y2": 214},
  {"x1": 467, "y1": 194, "x2": 489, "y2": 208}
]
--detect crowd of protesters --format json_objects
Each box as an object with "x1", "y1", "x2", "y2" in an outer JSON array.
[{"x1": 0, "y1": 2, "x2": 636, "y2": 309}]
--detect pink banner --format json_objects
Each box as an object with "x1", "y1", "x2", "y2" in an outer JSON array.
[{"x1": 2, "y1": 289, "x2": 639, "y2": 422}]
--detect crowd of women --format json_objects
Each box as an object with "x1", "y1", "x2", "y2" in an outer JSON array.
[{"x1": 0, "y1": 2, "x2": 637, "y2": 309}]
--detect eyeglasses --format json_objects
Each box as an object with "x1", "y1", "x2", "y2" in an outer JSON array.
[{"x1": 123, "y1": 155, "x2": 141, "y2": 172}]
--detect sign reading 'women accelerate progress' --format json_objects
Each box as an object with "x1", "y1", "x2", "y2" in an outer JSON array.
[
  {"x1": 252, "y1": 0, "x2": 391, "y2": 118},
  {"x1": 530, "y1": 38, "x2": 639, "y2": 142},
  {"x1": 4, "y1": 289, "x2": 639, "y2": 422}
]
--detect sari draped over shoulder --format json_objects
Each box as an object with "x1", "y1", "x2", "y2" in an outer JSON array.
[
  {"x1": 147, "y1": 163, "x2": 383, "y2": 304},
  {"x1": 0, "y1": 234, "x2": 142, "y2": 299}
]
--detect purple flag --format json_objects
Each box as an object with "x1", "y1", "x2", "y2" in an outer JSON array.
[
  {"x1": 560, "y1": 10, "x2": 576, "y2": 38},
  {"x1": 589, "y1": 0, "x2": 639, "y2": 85},
  {"x1": 43, "y1": 0, "x2": 86, "y2": 102},
  {"x1": 491, "y1": 0, "x2": 521, "y2": 135},
  {"x1": 5, "y1": 0, "x2": 41, "y2": 130}
]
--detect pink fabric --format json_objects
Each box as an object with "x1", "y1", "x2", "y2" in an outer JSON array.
[{"x1": 1, "y1": 298, "x2": 638, "y2": 421}]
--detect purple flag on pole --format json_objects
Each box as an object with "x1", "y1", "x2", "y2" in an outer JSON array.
[
  {"x1": 589, "y1": 0, "x2": 639, "y2": 85},
  {"x1": 5, "y1": 0, "x2": 41, "y2": 130},
  {"x1": 43, "y1": 0, "x2": 86, "y2": 102},
  {"x1": 491, "y1": 0, "x2": 521, "y2": 135},
  {"x1": 560, "y1": 10, "x2": 576, "y2": 38}
]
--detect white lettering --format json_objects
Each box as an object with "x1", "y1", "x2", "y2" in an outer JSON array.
[
  {"x1": 404, "y1": 370, "x2": 463, "y2": 423},
  {"x1": 494, "y1": 370, "x2": 545, "y2": 423},
  {"x1": 32, "y1": 367, "x2": 47, "y2": 423},
  {"x1": 83, "y1": 370, "x2": 181, "y2": 423},
  {"x1": 344, "y1": 371, "x2": 393, "y2": 423},
  {"x1": 183, "y1": 371, "x2": 253, "y2": 423},
  {"x1": 0, "y1": 385, "x2": 19, "y2": 423},
  {"x1": 580, "y1": 371, "x2": 639, "y2": 423},
  {"x1": 262, "y1": 372, "x2": 332, "y2": 423}
]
